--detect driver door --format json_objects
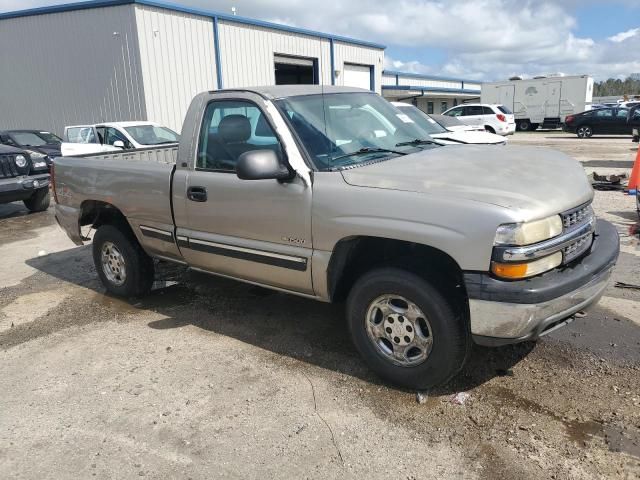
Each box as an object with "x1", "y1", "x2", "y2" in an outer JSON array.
[{"x1": 172, "y1": 96, "x2": 314, "y2": 295}]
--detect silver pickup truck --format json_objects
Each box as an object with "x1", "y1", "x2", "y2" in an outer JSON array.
[{"x1": 53, "y1": 86, "x2": 619, "y2": 389}]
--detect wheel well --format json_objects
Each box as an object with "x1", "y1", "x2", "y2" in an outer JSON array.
[
  {"x1": 79, "y1": 200, "x2": 131, "y2": 234},
  {"x1": 327, "y1": 237, "x2": 467, "y2": 305},
  {"x1": 484, "y1": 125, "x2": 495, "y2": 133}
]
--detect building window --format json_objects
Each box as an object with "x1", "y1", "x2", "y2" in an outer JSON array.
[
  {"x1": 440, "y1": 102, "x2": 448, "y2": 113},
  {"x1": 453, "y1": 99, "x2": 458, "y2": 106},
  {"x1": 427, "y1": 102, "x2": 434, "y2": 114},
  {"x1": 274, "y1": 54, "x2": 318, "y2": 85}
]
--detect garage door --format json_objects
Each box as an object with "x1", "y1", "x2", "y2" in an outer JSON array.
[{"x1": 343, "y1": 63, "x2": 372, "y2": 90}]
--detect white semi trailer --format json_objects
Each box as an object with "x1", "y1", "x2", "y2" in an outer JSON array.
[{"x1": 481, "y1": 75, "x2": 594, "y2": 131}]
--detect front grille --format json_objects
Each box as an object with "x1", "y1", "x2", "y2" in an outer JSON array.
[
  {"x1": 563, "y1": 232, "x2": 593, "y2": 263},
  {"x1": 0, "y1": 155, "x2": 19, "y2": 179},
  {"x1": 561, "y1": 203, "x2": 592, "y2": 231},
  {"x1": 560, "y1": 202, "x2": 595, "y2": 264}
]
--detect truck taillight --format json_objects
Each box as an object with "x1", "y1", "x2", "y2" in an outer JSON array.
[
  {"x1": 496, "y1": 114, "x2": 507, "y2": 122},
  {"x1": 51, "y1": 163, "x2": 58, "y2": 203}
]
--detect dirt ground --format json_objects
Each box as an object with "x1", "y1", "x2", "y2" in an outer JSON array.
[{"x1": 1, "y1": 133, "x2": 639, "y2": 479}]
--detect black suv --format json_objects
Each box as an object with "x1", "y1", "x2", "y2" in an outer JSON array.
[{"x1": 0, "y1": 144, "x2": 51, "y2": 212}]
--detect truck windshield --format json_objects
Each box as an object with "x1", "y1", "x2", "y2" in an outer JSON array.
[
  {"x1": 124, "y1": 125, "x2": 179, "y2": 145},
  {"x1": 10, "y1": 131, "x2": 62, "y2": 146},
  {"x1": 396, "y1": 106, "x2": 448, "y2": 135},
  {"x1": 275, "y1": 92, "x2": 438, "y2": 170}
]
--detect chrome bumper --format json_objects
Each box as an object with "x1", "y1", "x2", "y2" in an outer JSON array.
[{"x1": 469, "y1": 266, "x2": 612, "y2": 341}]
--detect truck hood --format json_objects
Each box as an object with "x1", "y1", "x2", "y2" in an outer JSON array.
[{"x1": 340, "y1": 145, "x2": 593, "y2": 216}]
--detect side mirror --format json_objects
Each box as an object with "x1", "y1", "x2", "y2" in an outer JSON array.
[
  {"x1": 236, "y1": 149, "x2": 291, "y2": 181},
  {"x1": 113, "y1": 140, "x2": 125, "y2": 149}
]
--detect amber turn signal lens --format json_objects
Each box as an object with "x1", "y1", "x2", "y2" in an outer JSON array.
[
  {"x1": 491, "y1": 262, "x2": 529, "y2": 279},
  {"x1": 491, "y1": 252, "x2": 563, "y2": 280}
]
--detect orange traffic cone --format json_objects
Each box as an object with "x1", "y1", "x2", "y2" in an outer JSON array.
[{"x1": 629, "y1": 146, "x2": 640, "y2": 194}]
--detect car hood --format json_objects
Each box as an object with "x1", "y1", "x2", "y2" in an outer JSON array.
[
  {"x1": 431, "y1": 130, "x2": 505, "y2": 144},
  {"x1": 340, "y1": 145, "x2": 593, "y2": 216}
]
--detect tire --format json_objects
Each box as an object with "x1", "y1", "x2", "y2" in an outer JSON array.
[
  {"x1": 23, "y1": 187, "x2": 50, "y2": 212},
  {"x1": 346, "y1": 268, "x2": 470, "y2": 390},
  {"x1": 576, "y1": 125, "x2": 593, "y2": 138},
  {"x1": 530, "y1": 123, "x2": 539, "y2": 130},
  {"x1": 92, "y1": 224, "x2": 155, "y2": 297},
  {"x1": 484, "y1": 126, "x2": 496, "y2": 134},
  {"x1": 517, "y1": 120, "x2": 531, "y2": 131}
]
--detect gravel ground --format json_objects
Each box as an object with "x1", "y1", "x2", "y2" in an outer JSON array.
[{"x1": 0, "y1": 134, "x2": 639, "y2": 479}]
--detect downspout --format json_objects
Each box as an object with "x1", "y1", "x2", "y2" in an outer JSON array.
[{"x1": 213, "y1": 16, "x2": 224, "y2": 89}]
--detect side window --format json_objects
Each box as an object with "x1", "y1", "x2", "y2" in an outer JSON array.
[
  {"x1": 95, "y1": 127, "x2": 106, "y2": 145},
  {"x1": 595, "y1": 109, "x2": 613, "y2": 117},
  {"x1": 446, "y1": 107, "x2": 463, "y2": 117},
  {"x1": 104, "y1": 128, "x2": 132, "y2": 148},
  {"x1": 465, "y1": 106, "x2": 484, "y2": 116},
  {"x1": 482, "y1": 106, "x2": 494, "y2": 115},
  {"x1": 616, "y1": 109, "x2": 629, "y2": 118},
  {"x1": 67, "y1": 127, "x2": 97, "y2": 143},
  {"x1": 197, "y1": 100, "x2": 281, "y2": 172}
]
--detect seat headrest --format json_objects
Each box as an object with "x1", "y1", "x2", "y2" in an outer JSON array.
[{"x1": 219, "y1": 115, "x2": 251, "y2": 143}]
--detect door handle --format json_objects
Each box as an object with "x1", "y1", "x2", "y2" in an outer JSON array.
[{"x1": 187, "y1": 186, "x2": 207, "y2": 202}]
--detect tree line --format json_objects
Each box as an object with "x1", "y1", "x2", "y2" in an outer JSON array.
[{"x1": 594, "y1": 76, "x2": 640, "y2": 97}]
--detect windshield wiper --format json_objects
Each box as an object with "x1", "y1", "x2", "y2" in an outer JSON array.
[
  {"x1": 395, "y1": 139, "x2": 437, "y2": 147},
  {"x1": 331, "y1": 147, "x2": 407, "y2": 163}
]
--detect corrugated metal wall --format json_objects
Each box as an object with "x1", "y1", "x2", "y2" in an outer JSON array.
[
  {"x1": 333, "y1": 42, "x2": 383, "y2": 94},
  {"x1": 382, "y1": 74, "x2": 397, "y2": 86},
  {"x1": 217, "y1": 21, "x2": 332, "y2": 88},
  {"x1": 397, "y1": 77, "x2": 461, "y2": 90},
  {"x1": 0, "y1": 5, "x2": 145, "y2": 135},
  {"x1": 134, "y1": 5, "x2": 217, "y2": 132}
]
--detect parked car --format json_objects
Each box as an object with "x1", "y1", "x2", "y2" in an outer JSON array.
[
  {"x1": 631, "y1": 106, "x2": 640, "y2": 142},
  {"x1": 392, "y1": 103, "x2": 506, "y2": 145},
  {"x1": 0, "y1": 144, "x2": 51, "y2": 212},
  {"x1": 0, "y1": 129, "x2": 62, "y2": 169},
  {"x1": 61, "y1": 121, "x2": 179, "y2": 156},
  {"x1": 563, "y1": 107, "x2": 636, "y2": 138},
  {"x1": 53, "y1": 85, "x2": 619, "y2": 390},
  {"x1": 442, "y1": 103, "x2": 516, "y2": 135}
]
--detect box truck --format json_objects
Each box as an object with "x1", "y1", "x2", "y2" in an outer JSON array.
[{"x1": 481, "y1": 75, "x2": 594, "y2": 131}]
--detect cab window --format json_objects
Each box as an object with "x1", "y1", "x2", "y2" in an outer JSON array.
[{"x1": 197, "y1": 100, "x2": 281, "y2": 172}]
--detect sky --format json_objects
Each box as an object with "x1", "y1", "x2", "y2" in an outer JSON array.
[{"x1": 1, "y1": 0, "x2": 639, "y2": 81}]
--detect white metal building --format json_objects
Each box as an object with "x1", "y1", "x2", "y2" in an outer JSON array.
[
  {"x1": 381, "y1": 71, "x2": 481, "y2": 114},
  {"x1": 0, "y1": 0, "x2": 385, "y2": 134}
]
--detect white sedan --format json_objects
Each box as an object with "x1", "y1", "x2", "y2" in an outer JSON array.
[
  {"x1": 61, "y1": 121, "x2": 179, "y2": 156},
  {"x1": 392, "y1": 102, "x2": 506, "y2": 145}
]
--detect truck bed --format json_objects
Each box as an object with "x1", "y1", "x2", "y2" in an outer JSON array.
[{"x1": 53, "y1": 147, "x2": 178, "y2": 249}]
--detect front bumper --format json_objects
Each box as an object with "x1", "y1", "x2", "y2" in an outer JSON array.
[
  {"x1": 0, "y1": 174, "x2": 50, "y2": 202},
  {"x1": 465, "y1": 219, "x2": 619, "y2": 346}
]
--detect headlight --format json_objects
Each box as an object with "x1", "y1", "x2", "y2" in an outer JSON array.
[
  {"x1": 15, "y1": 155, "x2": 27, "y2": 168},
  {"x1": 491, "y1": 252, "x2": 562, "y2": 280},
  {"x1": 494, "y1": 215, "x2": 563, "y2": 246}
]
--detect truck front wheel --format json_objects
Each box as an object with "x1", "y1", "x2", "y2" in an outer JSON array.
[
  {"x1": 346, "y1": 268, "x2": 470, "y2": 390},
  {"x1": 92, "y1": 225, "x2": 155, "y2": 297},
  {"x1": 23, "y1": 187, "x2": 50, "y2": 212}
]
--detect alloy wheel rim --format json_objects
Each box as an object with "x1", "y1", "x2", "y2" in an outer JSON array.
[
  {"x1": 101, "y1": 242, "x2": 126, "y2": 286},
  {"x1": 365, "y1": 294, "x2": 433, "y2": 367}
]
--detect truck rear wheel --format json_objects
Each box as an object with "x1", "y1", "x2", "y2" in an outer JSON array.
[
  {"x1": 346, "y1": 268, "x2": 470, "y2": 390},
  {"x1": 23, "y1": 187, "x2": 50, "y2": 212},
  {"x1": 92, "y1": 225, "x2": 155, "y2": 297},
  {"x1": 517, "y1": 119, "x2": 532, "y2": 131}
]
